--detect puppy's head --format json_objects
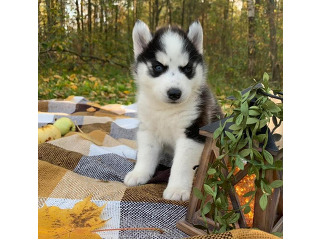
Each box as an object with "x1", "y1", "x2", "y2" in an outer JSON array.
[{"x1": 133, "y1": 20, "x2": 206, "y2": 105}]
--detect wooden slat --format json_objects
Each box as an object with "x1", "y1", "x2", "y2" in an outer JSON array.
[
  {"x1": 220, "y1": 157, "x2": 247, "y2": 228},
  {"x1": 232, "y1": 163, "x2": 251, "y2": 186},
  {"x1": 199, "y1": 129, "x2": 214, "y2": 138},
  {"x1": 176, "y1": 219, "x2": 207, "y2": 236},
  {"x1": 228, "y1": 187, "x2": 247, "y2": 228},
  {"x1": 272, "y1": 216, "x2": 283, "y2": 233},
  {"x1": 186, "y1": 137, "x2": 214, "y2": 222},
  {"x1": 253, "y1": 169, "x2": 281, "y2": 232}
]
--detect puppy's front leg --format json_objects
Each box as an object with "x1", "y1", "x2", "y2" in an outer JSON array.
[
  {"x1": 163, "y1": 138, "x2": 204, "y2": 201},
  {"x1": 124, "y1": 128, "x2": 161, "y2": 186}
]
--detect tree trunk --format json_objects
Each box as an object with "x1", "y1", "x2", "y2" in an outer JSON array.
[
  {"x1": 88, "y1": 0, "x2": 93, "y2": 55},
  {"x1": 80, "y1": 0, "x2": 84, "y2": 31},
  {"x1": 149, "y1": 0, "x2": 153, "y2": 31},
  {"x1": 94, "y1": 2, "x2": 98, "y2": 32},
  {"x1": 221, "y1": 0, "x2": 230, "y2": 56},
  {"x1": 75, "y1": 0, "x2": 81, "y2": 33},
  {"x1": 155, "y1": 0, "x2": 163, "y2": 28},
  {"x1": 104, "y1": 0, "x2": 108, "y2": 42},
  {"x1": 45, "y1": 0, "x2": 52, "y2": 33},
  {"x1": 247, "y1": 0, "x2": 256, "y2": 78},
  {"x1": 166, "y1": 0, "x2": 172, "y2": 25},
  {"x1": 99, "y1": 0, "x2": 104, "y2": 33},
  {"x1": 181, "y1": 0, "x2": 185, "y2": 28},
  {"x1": 267, "y1": 0, "x2": 281, "y2": 82},
  {"x1": 114, "y1": 3, "x2": 119, "y2": 40},
  {"x1": 59, "y1": 0, "x2": 65, "y2": 28},
  {"x1": 38, "y1": 0, "x2": 42, "y2": 37}
]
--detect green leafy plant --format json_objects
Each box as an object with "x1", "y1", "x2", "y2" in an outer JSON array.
[{"x1": 194, "y1": 73, "x2": 283, "y2": 233}]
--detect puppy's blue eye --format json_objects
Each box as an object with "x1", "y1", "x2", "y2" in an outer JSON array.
[
  {"x1": 184, "y1": 66, "x2": 192, "y2": 73},
  {"x1": 153, "y1": 65, "x2": 164, "y2": 72}
]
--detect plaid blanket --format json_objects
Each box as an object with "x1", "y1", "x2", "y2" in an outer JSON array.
[{"x1": 38, "y1": 96, "x2": 189, "y2": 239}]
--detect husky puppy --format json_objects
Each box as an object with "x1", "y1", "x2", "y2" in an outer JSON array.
[{"x1": 124, "y1": 20, "x2": 223, "y2": 201}]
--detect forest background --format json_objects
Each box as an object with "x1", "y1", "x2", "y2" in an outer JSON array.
[{"x1": 38, "y1": 0, "x2": 283, "y2": 106}]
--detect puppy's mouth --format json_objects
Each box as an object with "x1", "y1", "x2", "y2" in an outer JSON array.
[{"x1": 167, "y1": 99, "x2": 183, "y2": 104}]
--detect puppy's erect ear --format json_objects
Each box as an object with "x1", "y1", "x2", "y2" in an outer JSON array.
[
  {"x1": 132, "y1": 20, "x2": 152, "y2": 59},
  {"x1": 187, "y1": 21, "x2": 203, "y2": 54}
]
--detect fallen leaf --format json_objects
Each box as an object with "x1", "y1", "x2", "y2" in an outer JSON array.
[
  {"x1": 76, "y1": 125, "x2": 104, "y2": 146},
  {"x1": 38, "y1": 196, "x2": 108, "y2": 239},
  {"x1": 54, "y1": 74, "x2": 62, "y2": 79},
  {"x1": 88, "y1": 76, "x2": 97, "y2": 82},
  {"x1": 65, "y1": 96, "x2": 75, "y2": 101},
  {"x1": 86, "y1": 107, "x2": 97, "y2": 112},
  {"x1": 69, "y1": 74, "x2": 77, "y2": 81},
  {"x1": 70, "y1": 84, "x2": 78, "y2": 90}
]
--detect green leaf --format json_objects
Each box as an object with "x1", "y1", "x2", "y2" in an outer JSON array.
[
  {"x1": 241, "y1": 101, "x2": 249, "y2": 116},
  {"x1": 263, "y1": 150, "x2": 274, "y2": 164},
  {"x1": 249, "y1": 165, "x2": 260, "y2": 179},
  {"x1": 225, "y1": 131, "x2": 236, "y2": 142},
  {"x1": 259, "y1": 119, "x2": 269, "y2": 129},
  {"x1": 216, "y1": 154, "x2": 226, "y2": 160},
  {"x1": 249, "y1": 106, "x2": 260, "y2": 110},
  {"x1": 272, "y1": 232, "x2": 283, "y2": 238},
  {"x1": 243, "y1": 191, "x2": 256, "y2": 198},
  {"x1": 228, "y1": 213, "x2": 240, "y2": 224},
  {"x1": 263, "y1": 72, "x2": 269, "y2": 83},
  {"x1": 263, "y1": 101, "x2": 281, "y2": 113},
  {"x1": 236, "y1": 114, "x2": 244, "y2": 126},
  {"x1": 229, "y1": 124, "x2": 242, "y2": 131},
  {"x1": 204, "y1": 184, "x2": 217, "y2": 199},
  {"x1": 233, "y1": 90, "x2": 242, "y2": 100},
  {"x1": 237, "y1": 138, "x2": 248, "y2": 150},
  {"x1": 202, "y1": 201, "x2": 211, "y2": 215},
  {"x1": 244, "y1": 206, "x2": 251, "y2": 214},
  {"x1": 207, "y1": 168, "x2": 217, "y2": 175},
  {"x1": 193, "y1": 187, "x2": 204, "y2": 200},
  {"x1": 215, "y1": 197, "x2": 222, "y2": 207},
  {"x1": 256, "y1": 134, "x2": 266, "y2": 143},
  {"x1": 249, "y1": 109, "x2": 260, "y2": 116},
  {"x1": 242, "y1": 90, "x2": 251, "y2": 102},
  {"x1": 252, "y1": 149, "x2": 263, "y2": 161},
  {"x1": 259, "y1": 194, "x2": 268, "y2": 211},
  {"x1": 261, "y1": 180, "x2": 272, "y2": 195},
  {"x1": 246, "y1": 117, "x2": 259, "y2": 124},
  {"x1": 218, "y1": 225, "x2": 227, "y2": 233},
  {"x1": 235, "y1": 155, "x2": 245, "y2": 170},
  {"x1": 269, "y1": 180, "x2": 283, "y2": 188},
  {"x1": 213, "y1": 126, "x2": 223, "y2": 139},
  {"x1": 239, "y1": 148, "x2": 251, "y2": 157},
  {"x1": 274, "y1": 160, "x2": 283, "y2": 170}
]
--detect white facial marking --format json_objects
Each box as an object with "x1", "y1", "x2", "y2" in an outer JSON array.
[{"x1": 160, "y1": 31, "x2": 189, "y2": 68}]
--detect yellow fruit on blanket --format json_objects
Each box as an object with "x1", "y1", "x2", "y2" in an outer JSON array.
[
  {"x1": 53, "y1": 117, "x2": 76, "y2": 136},
  {"x1": 38, "y1": 125, "x2": 61, "y2": 144}
]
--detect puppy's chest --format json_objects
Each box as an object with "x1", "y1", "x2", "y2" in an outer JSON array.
[{"x1": 139, "y1": 106, "x2": 198, "y2": 145}]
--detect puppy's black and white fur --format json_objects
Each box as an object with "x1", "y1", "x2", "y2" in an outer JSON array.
[{"x1": 124, "y1": 20, "x2": 223, "y2": 201}]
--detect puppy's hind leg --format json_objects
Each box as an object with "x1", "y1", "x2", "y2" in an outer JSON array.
[
  {"x1": 124, "y1": 128, "x2": 161, "y2": 186},
  {"x1": 163, "y1": 138, "x2": 204, "y2": 201}
]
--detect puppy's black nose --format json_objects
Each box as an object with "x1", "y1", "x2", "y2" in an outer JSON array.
[{"x1": 167, "y1": 88, "x2": 182, "y2": 101}]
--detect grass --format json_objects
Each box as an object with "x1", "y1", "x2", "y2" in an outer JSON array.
[
  {"x1": 38, "y1": 64, "x2": 281, "y2": 112},
  {"x1": 38, "y1": 66, "x2": 136, "y2": 105}
]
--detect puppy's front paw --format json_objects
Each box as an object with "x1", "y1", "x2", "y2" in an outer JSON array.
[
  {"x1": 124, "y1": 170, "x2": 151, "y2": 187},
  {"x1": 163, "y1": 186, "x2": 191, "y2": 201}
]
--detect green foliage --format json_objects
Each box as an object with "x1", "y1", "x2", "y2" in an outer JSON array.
[
  {"x1": 38, "y1": 0, "x2": 283, "y2": 105},
  {"x1": 194, "y1": 73, "x2": 283, "y2": 233},
  {"x1": 38, "y1": 67, "x2": 136, "y2": 105}
]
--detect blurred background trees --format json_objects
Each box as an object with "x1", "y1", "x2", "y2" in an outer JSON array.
[{"x1": 38, "y1": 0, "x2": 283, "y2": 105}]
